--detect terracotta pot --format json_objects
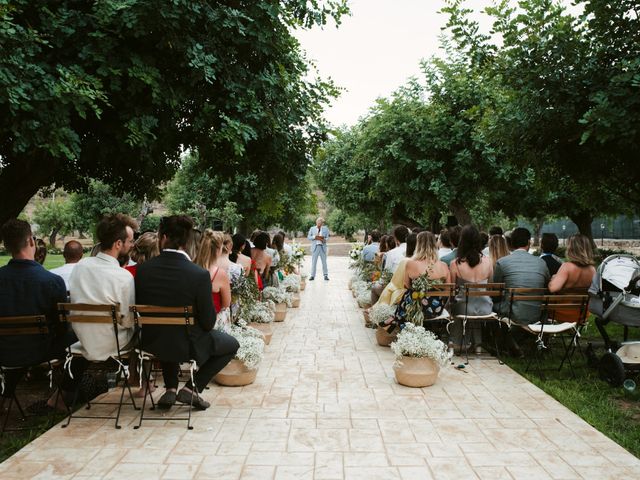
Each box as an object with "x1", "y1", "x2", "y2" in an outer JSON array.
[
  {"x1": 292, "y1": 293, "x2": 300, "y2": 308},
  {"x1": 375, "y1": 326, "x2": 397, "y2": 347},
  {"x1": 214, "y1": 359, "x2": 257, "y2": 386},
  {"x1": 248, "y1": 322, "x2": 272, "y2": 345},
  {"x1": 352, "y1": 290, "x2": 356, "y2": 298},
  {"x1": 393, "y1": 356, "x2": 440, "y2": 388},
  {"x1": 274, "y1": 302, "x2": 287, "y2": 322},
  {"x1": 363, "y1": 309, "x2": 371, "y2": 326},
  {"x1": 300, "y1": 279, "x2": 306, "y2": 291}
]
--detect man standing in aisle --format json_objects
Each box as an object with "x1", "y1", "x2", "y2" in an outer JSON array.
[{"x1": 307, "y1": 217, "x2": 329, "y2": 281}]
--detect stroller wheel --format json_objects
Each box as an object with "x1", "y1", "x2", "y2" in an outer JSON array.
[{"x1": 598, "y1": 352, "x2": 625, "y2": 387}]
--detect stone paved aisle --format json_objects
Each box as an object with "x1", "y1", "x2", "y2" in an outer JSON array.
[{"x1": 1, "y1": 257, "x2": 639, "y2": 479}]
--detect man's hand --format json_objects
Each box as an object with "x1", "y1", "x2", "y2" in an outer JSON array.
[{"x1": 315, "y1": 235, "x2": 324, "y2": 241}]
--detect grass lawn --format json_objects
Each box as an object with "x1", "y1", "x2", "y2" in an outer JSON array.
[
  {"x1": 0, "y1": 254, "x2": 66, "y2": 270},
  {"x1": 502, "y1": 319, "x2": 640, "y2": 459}
]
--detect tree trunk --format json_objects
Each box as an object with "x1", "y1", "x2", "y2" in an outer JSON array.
[
  {"x1": 49, "y1": 228, "x2": 59, "y2": 249},
  {"x1": 450, "y1": 202, "x2": 472, "y2": 226},
  {"x1": 569, "y1": 211, "x2": 595, "y2": 247},
  {"x1": 428, "y1": 211, "x2": 441, "y2": 234},
  {"x1": 532, "y1": 216, "x2": 545, "y2": 247},
  {"x1": 0, "y1": 156, "x2": 57, "y2": 240},
  {"x1": 391, "y1": 205, "x2": 421, "y2": 229}
]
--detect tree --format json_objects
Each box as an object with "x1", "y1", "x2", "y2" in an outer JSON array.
[
  {"x1": 0, "y1": 1, "x2": 347, "y2": 230},
  {"x1": 69, "y1": 180, "x2": 141, "y2": 235},
  {"x1": 443, "y1": 0, "x2": 637, "y2": 240},
  {"x1": 32, "y1": 195, "x2": 74, "y2": 246}
]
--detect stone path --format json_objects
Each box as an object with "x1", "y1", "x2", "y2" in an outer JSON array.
[{"x1": 1, "y1": 256, "x2": 639, "y2": 479}]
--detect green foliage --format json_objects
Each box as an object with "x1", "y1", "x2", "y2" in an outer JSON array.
[
  {"x1": 32, "y1": 194, "x2": 75, "y2": 245},
  {"x1": 0, "y1": 0, "x2": 347, "y2": 225},
  {"x1": 165, "y1": 152, "x2": 316, "y2": 231},
  {"x1": 327, "y1": 208, "x2": 363, "y2": 240},
  {"x1": 70, "y1": 179, "x2": 141, "y2": 235},
  {"x1": 139, "y1": 214, "x2": 161, "y2": 233}
]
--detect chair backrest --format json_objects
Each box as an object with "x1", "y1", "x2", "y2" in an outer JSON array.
[
  {"x1": 129, "y1": 305, "x2": 195, "y2": 326},
  {"x1": 0, "y1": 315, "x2": 49, "y2": 336},
  {"x1": 463, "y1": 282, "x2": 505, "y2": 298},
  {"x1": 505, "y1": 287, "x2": 548, "y2": 323},
  {"x1": 58, "y1": 303, "x2": 120, "y2": 325},
  {"x1": 544, "y1": 294, "x2": 590, "y2": 324},
  {"x1": 423, "y1": 283, "x2": 455, "y2": 298}
]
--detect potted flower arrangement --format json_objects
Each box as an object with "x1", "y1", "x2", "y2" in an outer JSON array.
[
  {"x1": 241, "y1": 300, "x2": 275, "y2": 344},
  {"x1": 369, "y1": 303, "x2": 396, "y2": 330},
  {"x1": 390, "y1": 324, "x2": 450, "y2": 387},
  {"x1": 262, "y1": 286, "x2": 292, "y2": 321},
  {"x1": 230, "y1": 273, "x2": 259, "y2": 321},
  {"x1": 356, "y1": 287, "x2": 372, "y2": 310},
  {"x1": 214, "y1": 321, "x2": 265, "y2": 386},
  {"x1": 281, "y1": 274, "x2": 301, "y2": 308}
]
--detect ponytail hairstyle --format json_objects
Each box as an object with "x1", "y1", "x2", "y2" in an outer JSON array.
[{"x1": 195, "y1": 229, "x2": 225, "y2": 269}]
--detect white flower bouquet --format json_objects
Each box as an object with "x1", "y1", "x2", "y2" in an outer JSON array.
[
  {"x1": 348, "y1": 242, "x2": 364, "y2": 260},
  {"x1": 356, "y1": 288, "x2": 372, "y2": 307},
  {"x1": 281, "y1": 274, "x2": 301, "y2": 293},
  {"x1": 241, "y1": 300, "x2": 275, "y2": 324},
  {"x1": 290, "y1": 242, "x2": 306, "y2": 266},
  {"x1": 262, "y1": 286, "x2": 293, "y2": 307},
  {"x1": 390, "y1": 324, "x2": 450, "y2": 367},
  {"x1": 228, "y1": 321, "x2": 265, "y2": 370},
  {"x1": 369, "y1": 303, "x2": 397, "y2": 326}
]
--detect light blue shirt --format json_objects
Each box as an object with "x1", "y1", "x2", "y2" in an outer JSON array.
[
  {"x1": 362, "y1": 243, "x2": 379, "y2": 262},
  {"x1": 307, "y1": 225, "x2": 329, "y2": 250}
]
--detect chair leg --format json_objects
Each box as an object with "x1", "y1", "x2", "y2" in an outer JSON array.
[{"x1": 134, "y1": 360, "x2": 154, "y2": 429}]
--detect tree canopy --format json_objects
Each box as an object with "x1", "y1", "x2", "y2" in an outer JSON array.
[
  {"x1": 315, "y1": 0, "x2": 639, "y2": 239},
  {"x1": 0, "y1": 0, "x2": 347, "y2": 232}
]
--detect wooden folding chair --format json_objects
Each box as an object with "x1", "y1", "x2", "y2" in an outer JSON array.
[
  {"x1": 454, "y1": 282, "x2": 506, "y2": 364},
  {"x1": 130, "y1": 305, "x2": 197, "y2": 430},
  {"x1": 421, "y1": 283, "x2": 456, "y2": 336},
  {"x1": 0, "y1": 315, "x2": 67, "y2": 435},
  {"x1": 57, "y1": 303, "x2": 139, "y2": 429}
]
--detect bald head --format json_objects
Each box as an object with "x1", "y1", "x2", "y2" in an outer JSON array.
[{"x1": 63, "y1": 240, "x2": 83, "y2": 264}]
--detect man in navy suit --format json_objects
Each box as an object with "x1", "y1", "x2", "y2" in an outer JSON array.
[{"x1": 135, "y1": 215, "x2": 238, "y2": 410}]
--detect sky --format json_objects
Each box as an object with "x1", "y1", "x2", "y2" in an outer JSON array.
[{"x1": 295, "y1": 0, "x2": 493, "y2": 128}]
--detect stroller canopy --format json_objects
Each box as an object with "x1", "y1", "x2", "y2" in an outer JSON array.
[{"x1": 598, "y1": 255, "x2": 640, "y2": 291}]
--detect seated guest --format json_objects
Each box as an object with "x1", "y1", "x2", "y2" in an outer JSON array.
[
  {"x1": 34, "y1": 238, "x2": 47, "y2": 265},
  {"x1": 362, "y1": 230, "x2": 380, "y2": 262},
  {"x1": 230, "y1": 233, "x2": 252, "y2": 276},
  {"x1": 195, "y1": 229, "x2": 232, "y2": 314},
  {"x1": 0, "y1": 219, "x2": 71, "y2": 397},
  {"x1": 135, "y1": 215, "x2": 238, "y2": 410},
  {"x1": 217, "y1": 234, "x2": 243, "y2": 281},
  {"x1": 450, "y1": 226, "x2": 494, "y2": 352},
  {"x1": 438, "y1": 229, "x2": 453, "y2": 259},
  {"x1": 374, "y1": 234, "x2": 389, "y2": 267},
  {"x1": 265, "y1": 233, "x2": 280, "y2": 268},
  {"x1": 480, "y1": 231, "x2": 489, "y2": 256},
  {"x1": 51, "y1": 240, "x2": 84, "y2": 290},
  {"x1": 406, "y1": 232, "x2": 418, "y2": 257},
  {"x1": 251, "y1": 231, "x2": 273, "y2": 285},
  {"x1": 65, "y1": 214, "x2": 138, "y2": 387},
  {"x1": 440, "y1": 225, "x2": 462, "y2": 266},
  {"x1": 125, "y1": 231, "x2": 160, "y2": 277},
  {"x1": 548, "y1": 234, "x2": 595, "y2": 321},
  {"x1": 488, "y1": 234, "x2": 510, "y2": 266},
  {"x1": 279, "y1": 230, "x2": 293, "y2": 257},
  {"x1": 540, "y1": 233, "x2": 562, "y2": 276},
  {"x1": 484, "y1": 225, "x2": 504, "y2": 255},
  {"x1": 371, "y1": 232, "x2": 416, "y2": 305},
  {"x1": 384, "y1": 225, "x2": 410, "y2": 273},
  {"x1": 388, "y1": 232, "x2": 451, "y2": 327},
  {"x1": 493, "y1": 227, "x2": 550, "y2": 324},
  {"x1": 404, "y1": 232, "x2": 451, "y2": 288}
]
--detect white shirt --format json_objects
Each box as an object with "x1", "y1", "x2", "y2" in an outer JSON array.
[
  {"x1": 438, "y1": 247, "x2": 453, "y2": 259},
  {"x1": 283, "y1": 243, "x2": 293, "y2": 256},
  {"x1": 384, "y1": 243, "x2": 407, "y2": 273},
  {"x1": 68, "y1": 252, "x2": 135, "y2": 361},
  {"x1": 50, "y1": 262, "x2": 78, "y2": 291}
]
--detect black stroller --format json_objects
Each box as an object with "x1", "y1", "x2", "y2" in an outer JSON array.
[{"x1": 588, "y1": 254, "x2": 640, "y2": 386}]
